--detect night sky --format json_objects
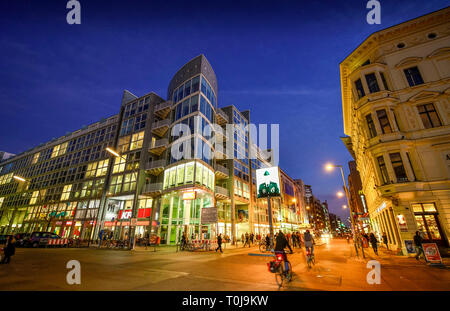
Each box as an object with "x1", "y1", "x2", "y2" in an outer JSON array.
[{"x1": 0, "y1": 0, "x2": 448, "y2": 224}]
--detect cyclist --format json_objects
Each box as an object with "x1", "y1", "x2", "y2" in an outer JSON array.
[
  {"x1": 274, "y1": 231, "x2": 293, "y2": 275},
  {"x1": 303, "y1": 230, "x2": 315, "y2": 257}
]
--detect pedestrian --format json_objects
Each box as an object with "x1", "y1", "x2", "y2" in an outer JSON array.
[
  {"x1": 0, "y1": 236, "x2": 16, "y2": 264},
  {"x1": 215, "y1": 233, "x2": 223, "y2": 253},
  {"x1": 369, "y1": 232, "x2": 378, "y2": 255},
  {"x1": 241, "y1": 234, "x2": 245, "y2": 245},
  {"x1": 265, "y1": 234, "x2": 271, "y2": 251},
  {"x1": 244, "y1": 232, "x2": 250, "y2": 248},
  {"x1": 414, "y1": 231, "x2": 427, "y2": 262},
  {"x1": 382, "y1": 232, "x2": 388, "y2": 250}
]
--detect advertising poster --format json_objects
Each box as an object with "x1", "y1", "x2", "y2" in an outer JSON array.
[
  {"x1": 237, "y1": 209, "x2": 248, "y2": 223},
  {"x1": 256, "y1": 166, "x2": 281, "y2": 198},
  {"x1": 396, "y1": 214, "x2": 408, "y2": 232},
  {"x1": 404, "y1": 240, "x2": 416, "y2": 254},
  {"x1": 422, "y1": 243, "x2": 442, "y2": 263}
]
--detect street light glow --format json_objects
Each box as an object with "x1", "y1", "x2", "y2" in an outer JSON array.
[
  {"x1": 325, "y1": 163, "x2": 335, "y2": 172},
  {"x1": 337, "y1": 191, "x2": 344, "y2": 198},
  {"x1": 13, "y1": 175, "x2": 26, "y2": 182},
  {"x1": 342, "y1": 205, "x2": 347, "y2": 209},
  {"x1": 106, "y1": 147, "x2": 121, "y2": 158}
]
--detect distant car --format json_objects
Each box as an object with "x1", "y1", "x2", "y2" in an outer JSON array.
[{"x1": 27, "y1": 232, "x2": 62, "y2": 248}]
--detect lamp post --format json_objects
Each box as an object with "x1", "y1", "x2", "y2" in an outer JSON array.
[
  {"x1": 106, "y1": 147, "x2": 139, "y2": 250},
  {"x1": 325, "y1": 163, "x2": 365, "y2": 258}
]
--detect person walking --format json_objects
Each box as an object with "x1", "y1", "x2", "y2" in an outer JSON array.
[
  {"x1": 265, "y1": 234, "x2": 271, "y2": 251},
  {"x1": 0, "y1": 236, "x2": 16, "y2": 264},
  {"x1": 414, "y1": 231, "x2": 427, "y2": 262},
  {"x1": 244, "y1": 232, "x2": 250, "y2": 248},
  {"x1": 369, "y1": 232, "x2": 378, "y2": 255},
  {"x1": 250, "y1": 233, "x2": 254, "y2": 246},
  {"x1": 215, "y1": 233, "x2": 223, "y2": 253},
  {"x1": 382, "y1": 232, "x2": 389, "y2": 250}
]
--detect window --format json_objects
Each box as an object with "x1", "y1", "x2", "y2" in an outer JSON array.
[
  {"x1": 30, "y1": 191, "x2": 39, "y2": 204},
  {"x1": 412, "y1": 203, "x2": 443, "y2": 242},
  {"x1": 379, "y1": 72, "x2": 389, "y2": 90},
  {"x1": 389, "y1": 153, "x2": 408, "y2": 182},
  {"x1": 80, "y1": 180, "x2": 93, "y2": 197},
  {"x1": 377, "y1": 156, "x2": 389, "y2": 185},
  {"x1": 417, "y1": 103, "x2": 441, "y2": 129},
  {"x1": 112, "y1": 157, "x2": 126, "y2": 173},
  {"x1": 376, "y1": 109, "x2": 392, "y2": 134},
  {"x1": 51, "y1": 142, "x2": 68, "y2": 158},
  {"x1": 109, "y1": 175, "x2": 123, "y2": 194},
  {"x1": 61, "y1": 184, "x2": 72, "y2": 201},
  {"x1": 365, "y1": 73, "x2": 380, "y2": 93},
  {"x1": 130, "y1": 131, "x2": 144, "y2": 150},
  {"x1": 118, "y1": 135, "x2": 130, "y2": 153},
  {"x1": 96, "y1": 159, "x2": 109, "y2": 176},
  {"x1": 85, "y1": 162, "x2": 98, "y2": 178},
  {"x1": 404, "y1": 67, "x2": 424, "y2": 87},
  {"x1": 122, "y1": 173, "x2": 136, "y2": 192},
  {"x1": 355, "y1": 79, "x2": 366, "y2": 99},
  {"x1": 365, "y1": 113, "x2": 377, "y2": 138},
  {"x1": 32, "y1": 153, "x2": 40, "y2": 164}
]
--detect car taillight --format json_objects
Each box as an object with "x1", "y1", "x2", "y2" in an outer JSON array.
[{"x1": 276, "y1": 254, "x2": 283, "y2": 261}]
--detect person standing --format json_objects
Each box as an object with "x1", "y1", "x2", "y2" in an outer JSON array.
[
  {"x1": 215, "y1": 233, "x2": 223, "y2": 253},
  {"x1": 414, "y1": 231, "x2": 427, "y2": 262},
  {"x1": 382, "y1": 232, "x2": 389, "y2": 250},
  {"x1": 0, "y1": 236, "x2": 16, "y2": 264},
  {"x1": 369, "y1": 232, "x2": 378, "y2": 255}
]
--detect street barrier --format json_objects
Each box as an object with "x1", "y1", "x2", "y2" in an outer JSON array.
[{"x1": 47, "y1": 238, "x2": 69, "y2": 246}]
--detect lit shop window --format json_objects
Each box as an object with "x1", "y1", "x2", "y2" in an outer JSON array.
[
  {"x1": 122, "y1": 173, "x2": 136, "y2": 192},
  {"x1": 93, "y1": 178, "x2": 105, "y2": 196},
  {"x1": 96, "y1": 159, "x2": 109, "y2": 176},
  {"x1": 163, "y1": 161, "x2": 212, "y2": 190},
  {"x1": 234, "y1": 180, "x2": 242, "y2": 196},
  {"x1": 130, "y1": 131, "x2": 145, "y2": 150},
  {"x1": 32, "y1": 152, "x2": 40, "y2": 164},
  {"x1": 113, "y1": 157, "x2": 126, "y2": 173},
  {"x1": 60, "y1": 184, "x2": 72, "y2": 201},
  {"x1": 51, "y1": 142, "x2": 68, "y2": 158},
  {"x1": 243, "y1": 183, "x2": 250, "y2": 200}
]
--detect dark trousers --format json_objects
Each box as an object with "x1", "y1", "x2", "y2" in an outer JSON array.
[
  {"x1": 416, "y1": 245, "x2": 426, "y2": 260},
  {"x1": 216, "y1": 243, "x2": 223, "y2": 253},
  {"x1": 1, "y1": 255, "x2": 11, "y2": 264}
]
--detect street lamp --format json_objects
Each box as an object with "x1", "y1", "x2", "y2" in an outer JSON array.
[
  {"x1": 342, "y1": 205, "x2": 347, "y2": 209},
  {"x1": 336, "y1": 191, "x2": 344, "y2": 198},
  {"x1": 105, "y1": 147, "x2": 139, "y2": 250},
  {"x1": 324, "y1": 162, "x2": 365, "y2": 258}
]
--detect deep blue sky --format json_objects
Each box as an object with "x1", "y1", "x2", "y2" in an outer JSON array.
[{"x1": 0, "y1": 0, "x2": 448, "y2": 223}]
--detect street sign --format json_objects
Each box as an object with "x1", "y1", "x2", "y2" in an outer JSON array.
[
  {"x1": 201, "y1": 207, "x2": 218, "y2": 224},
  {"x1": 256, "y1": 166, "x2": 281, "y2": 198}
]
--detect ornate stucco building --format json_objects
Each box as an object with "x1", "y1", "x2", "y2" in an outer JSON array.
[{"x1": 340, "y1": 8, "x2": 450, "y2": 254}]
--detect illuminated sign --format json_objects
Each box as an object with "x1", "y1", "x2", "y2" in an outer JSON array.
[
  {"x1": 256, "y1": 166, "x2": 281, "y2": 198},
  {"x1": 182, "y1": 191, "x2": 197, "y2": 200}
]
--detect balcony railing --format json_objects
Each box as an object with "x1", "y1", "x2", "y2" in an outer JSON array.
[
  {"x1": 216, "y1": 108, "x2": 229, "y2": 125},
  {"x1": 215, "y1": 164, "x2": 229, "y2": 179},
  {"x1": 145, "y1": 159, "x2": 166, "y2": 175},
  {"x1": 142, "y1": 183, "x2": 163, "y2": 195},
  {"x1": 154, "y1": 101, "x2": 172, "y2": 119},
  {"x1": 151, "y1": 119, "x2": 171, "y2": 137},
  {"x1": 215, "y1": 185, "x2": 230, "y2": 199},
  {"x1": 149, "y1": 138, "x2": 169, "y2": 155}
]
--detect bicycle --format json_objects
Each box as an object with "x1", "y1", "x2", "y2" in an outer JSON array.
[
  {"x1": 306, "y1": 248, "x2": 315, "y2": 269},
  {"x1": 268, "y1": 251, "x2": 292, "y2": 288},
  {"x1": 259, "y1": 240, "x2": 270, "y2": 253}
]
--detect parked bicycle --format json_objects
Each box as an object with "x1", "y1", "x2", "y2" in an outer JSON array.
[{"x1": 259, "y1": 240, "x2": 270, "y2": 253}]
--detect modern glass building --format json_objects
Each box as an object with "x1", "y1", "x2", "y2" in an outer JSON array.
[{"x1": 0, "y1": 55, "x2": 308, "y2": 245}]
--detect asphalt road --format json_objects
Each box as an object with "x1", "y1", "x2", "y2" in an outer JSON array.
[{"x1": 1, "y1": 238, "x2": 449, "y2": 291}]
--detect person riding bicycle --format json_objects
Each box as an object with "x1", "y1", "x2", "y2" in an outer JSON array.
[
  {"x1": 303, "y1": 230, "x2": 315, "y2": 257},
  {"x1": 274, "y1": 231, "x2": 293, "y2": 274}
]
